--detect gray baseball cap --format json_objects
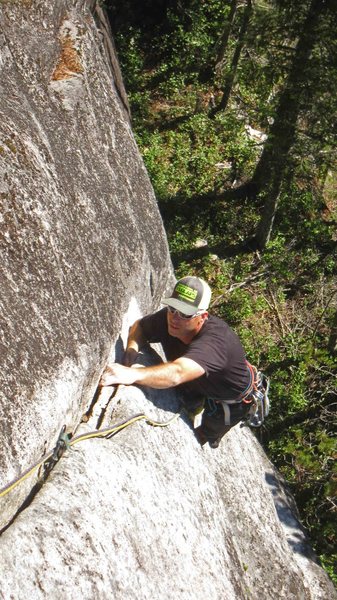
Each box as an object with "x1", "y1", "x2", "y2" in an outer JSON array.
[{"x1": 162, "y1": 276, "x2": 211, "y2": 316}]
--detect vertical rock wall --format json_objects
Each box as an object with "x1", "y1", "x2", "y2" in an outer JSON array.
[
  {"x1": 0, "y1": 3, "x2": 336, "y2": 598},
  {"x1": 0, "y1": 0, "x2": 173, "y2": 525}
]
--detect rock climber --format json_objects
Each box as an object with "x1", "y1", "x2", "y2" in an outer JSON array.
[{"x1": 100, "y1": 276, "x2": 256, "y2": 448}]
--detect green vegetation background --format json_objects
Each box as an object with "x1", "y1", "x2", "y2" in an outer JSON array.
[{"x1": 106, "y1": 0, "x2": 336, "y2": 584}]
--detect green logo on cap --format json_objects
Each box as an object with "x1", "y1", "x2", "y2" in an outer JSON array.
[{"x1": 175, "y1": 283, "x2": 197, "y2": 303}]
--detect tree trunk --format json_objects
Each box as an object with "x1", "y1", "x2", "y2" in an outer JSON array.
[
  {"x1": 212, "y1": 0, "x2": 252, "y2": 115},
  {"x1": 214, "y1": 0, "x2": 238, "y2": 77},
  {"x1": 254, "y1": 186, "x2": 281, "y2": 250},
  {"x1": 251, "y1": 0, "x2": 331, "y2": 250}
]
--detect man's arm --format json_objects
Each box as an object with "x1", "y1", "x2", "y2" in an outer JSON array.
[
  {"x1": 123, "y1": 319, "x2": 147, "y2": 366},
  {"x1": 100, "y1": 357, "x2": 205, "y2": 389}
]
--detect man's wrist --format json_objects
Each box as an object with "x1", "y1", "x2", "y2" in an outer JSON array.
[
  {"x1": 123, "y1": 347, "x2": 139, "y2": 366},
  {"x1": 126, "y1": 344, "x2": 138, "y2": 352}
]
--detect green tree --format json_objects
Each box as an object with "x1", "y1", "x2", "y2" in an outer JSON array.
[
  {"x1": 214, "y1": 0, "x2": 238, "y2": 77},
  {"x1": 251, "y1": 0, "x2": 337, "y2": 249},
  {"x1": 212, "y1": 0, "x2": 253, "y2": 114}
]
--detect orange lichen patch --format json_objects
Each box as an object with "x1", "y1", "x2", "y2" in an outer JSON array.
[{"x1": 52, "y1": 36, "x2": 83, "y2": 81}]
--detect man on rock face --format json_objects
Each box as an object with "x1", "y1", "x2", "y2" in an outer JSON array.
[{"x1": 100, "y1": 276, "x2": 255, "y2": 448}]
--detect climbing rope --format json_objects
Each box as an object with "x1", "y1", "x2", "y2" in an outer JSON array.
[{"x1": 0, "y1": 410, "x2": 180, "y2": 500}]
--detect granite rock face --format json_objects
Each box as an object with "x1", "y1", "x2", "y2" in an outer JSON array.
[
  {"x1": 0, "y1": 0, "x2": 173, "y2": 526},
  {"x1": 0, "y1": 373, "x2": 336, "y2": 600},
  {"x1": 0, "y1": 2, "x2": 336, "y2": 599}
]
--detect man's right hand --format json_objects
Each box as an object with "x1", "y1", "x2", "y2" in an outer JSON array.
[{"x1": 123, "y1": 347, "x2": 139, "y2": 367}]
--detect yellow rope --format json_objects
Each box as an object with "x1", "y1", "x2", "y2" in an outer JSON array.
[
  {"x1": 71, "y1": 411, "x2": 180, "y2": 445},
  {"x1": 0, "y1": 410, "x2": 180, "y2": 500},
  {"x1": 0, "y1": 450, "x2": 56, "y2": 499}
]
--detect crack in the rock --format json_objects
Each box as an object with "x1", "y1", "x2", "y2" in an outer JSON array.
[{"x1": 0, "y1": 385, "x2": 118, "y2": 536}]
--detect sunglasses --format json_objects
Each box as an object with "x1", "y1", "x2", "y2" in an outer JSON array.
[{"x1": 167, "y1": 306, "x2": 201, "y2": 320}]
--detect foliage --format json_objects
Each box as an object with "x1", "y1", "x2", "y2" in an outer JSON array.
[
  {"x1": 136, "y1": 110, "x2": 258, "y2": 201},
  {"x1": 107, "y1": 0, "x2": 337, "y2": 584}
]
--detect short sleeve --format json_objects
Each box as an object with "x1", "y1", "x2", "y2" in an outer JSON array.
[{"x1": 140, "y1": 308, "x2": 167, "y2": 343}]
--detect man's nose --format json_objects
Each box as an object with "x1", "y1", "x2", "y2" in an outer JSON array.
[{"x1": 170, "y1": 311, "x2": 181, "y2": 322}]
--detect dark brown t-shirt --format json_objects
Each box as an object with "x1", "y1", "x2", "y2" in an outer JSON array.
[{"x1": 140, "y1": 308, "x2": 250, "y2": 401}]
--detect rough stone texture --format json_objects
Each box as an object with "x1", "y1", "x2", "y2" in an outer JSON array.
[
  {"x1": 0, "y1": 363, "x2": 336, "y2": 600},
  {"x1": 0, "y1": 0, "x2": 174, "y2": 526},
  {"x1": 0, "y1": 2, "x2": 336, "y2": 598}
]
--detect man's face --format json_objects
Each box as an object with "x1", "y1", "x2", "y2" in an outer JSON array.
[{"x1": 166, "y1": 307, "x2": 208, "y2": 340}]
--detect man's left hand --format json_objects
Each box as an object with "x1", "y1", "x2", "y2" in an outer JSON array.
[{"x1": 100, "y1": 364, "x2": 138, "y2": 387}]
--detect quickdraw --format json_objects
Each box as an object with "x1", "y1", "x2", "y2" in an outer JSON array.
[{"x1": 244, "y1": 371, "x2": 270, "y2": 428}]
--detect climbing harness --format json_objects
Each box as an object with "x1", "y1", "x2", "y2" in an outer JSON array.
[
  {"x1": 205, "y1": 362, "x2": 270, "y2": 428},
  {"x1": 0, "y1": 410, "x2": 180, "y2": 500},
  {"x1": 219, "y1": 362, "x2": 270, "y2": 428}
]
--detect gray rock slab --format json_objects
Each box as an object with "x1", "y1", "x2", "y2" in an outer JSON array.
[
  {"x1": 0, "y1": 382, "x2": 335, "y2": 600},
  {"x1": 0, "y1": 0, "x2": 174, "y2": 526}
]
